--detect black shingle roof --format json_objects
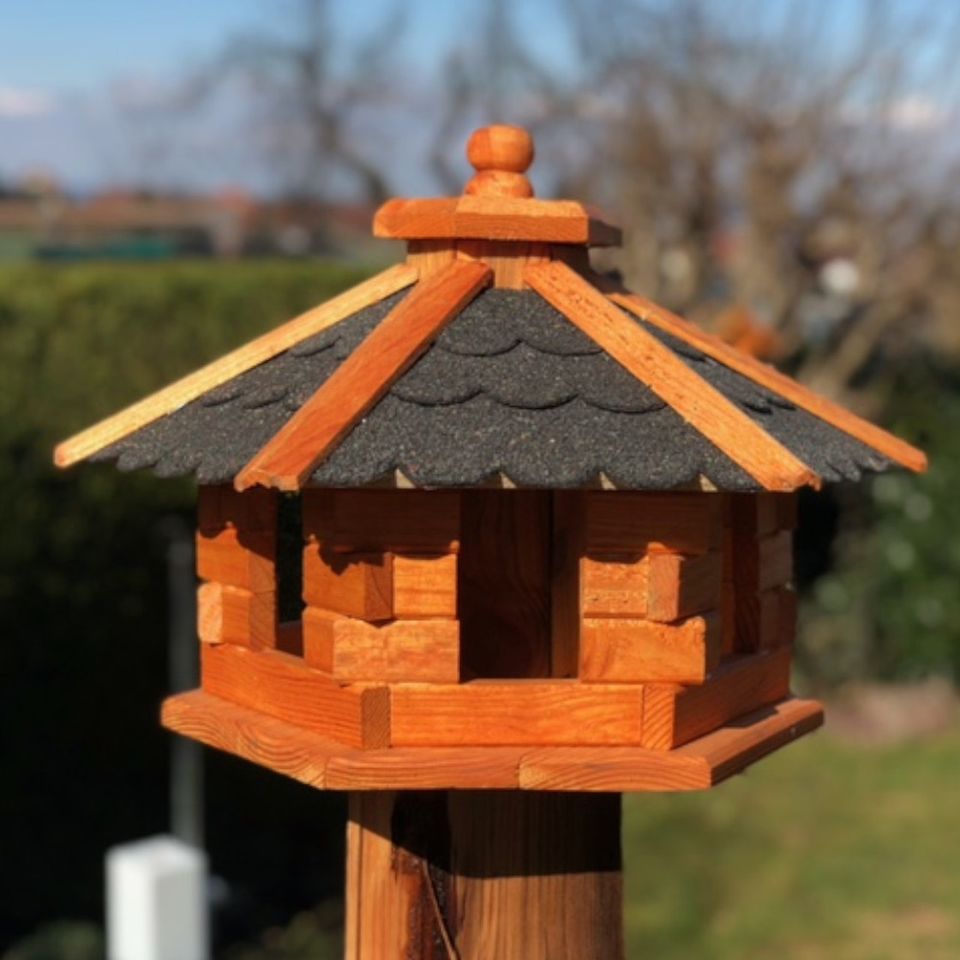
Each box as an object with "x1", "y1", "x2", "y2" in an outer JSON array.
[{"x1": 91, "y1": 289, "x2": 891, "y2": 490}]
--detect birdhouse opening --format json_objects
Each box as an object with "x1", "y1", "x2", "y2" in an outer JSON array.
[{"x1": 458, "y1": 490, "x2": 556, "y2": 680}]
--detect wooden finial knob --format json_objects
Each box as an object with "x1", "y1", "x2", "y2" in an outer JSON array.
[{"x1": 465, "y1": 125, "x2": 535, "y2": 198}]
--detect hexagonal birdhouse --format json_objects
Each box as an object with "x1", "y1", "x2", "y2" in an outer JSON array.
[{"x1": 56, "y1": 125, "x2": 926, "y2": 793}]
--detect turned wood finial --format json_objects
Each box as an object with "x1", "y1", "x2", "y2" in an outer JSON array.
[{"x1": 465, "y1": 125, "x2": 535, "y2": 198}]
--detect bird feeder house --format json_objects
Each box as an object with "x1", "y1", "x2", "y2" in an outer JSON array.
[{"x1": 57, "y1": 125, "x2": 926, "y2": 958}]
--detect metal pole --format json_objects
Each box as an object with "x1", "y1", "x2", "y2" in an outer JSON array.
[{"x1": 159, "y1": 516, "x2": 204, "y2": 849}]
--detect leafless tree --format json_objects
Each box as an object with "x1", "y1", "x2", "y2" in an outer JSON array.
[{"x1": 434, "y1": 0, "x2": 960, "y2": 412}]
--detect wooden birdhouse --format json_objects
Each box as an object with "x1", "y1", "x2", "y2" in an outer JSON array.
[{"x1": 57, "y1": 125, "x2": 926, "y2": 958}]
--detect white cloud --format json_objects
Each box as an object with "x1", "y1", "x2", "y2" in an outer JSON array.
[
  {"x1": 0, "y1": 85, "x2": 55, "y2": 118},
  {"x1": 885, "y1": 95, "x2": 946, "y2": 132}
]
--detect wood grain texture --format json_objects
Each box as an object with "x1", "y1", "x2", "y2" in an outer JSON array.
[
  {"x1": 456, "y1": 240, "x2": 550, "y2": 288},
  {"x1": 580, "y1": 554, "x2": 648, "y2": 618},
  {"x1": 405, "y1": 239, "x2": 457, "y2": 278},
  {"x1": 302, "y1": 545, "x2": 393, "y2": 621},
  {"x1": 201, "y1": 643, "x2": 389, "y2": 748},
  {"x1": 345, "y1": 789, "x2": 624, "y2": 960},
  {"x1": 54, "y1": 263, "x2": 418, "y2": 468},
  {"x1": 303, "y1": 488, "x2": 461, "y2": 554},
  {"x1": 197, "y1": 484, "x2": 277, "y2": 535},
  {"x1": 236, "y1": 260, "x2": 492, "y2": 491},
  {"x1": 444, "y1": 791, "x2": 624, "y2": 960},
  {"x1": 609, "y1": 288, "x2": 926, "y2": 473},
  {"x1": 520, "y1": 697, "x2": 822, "y2": 790},
  {"x1": 373, "y1": 196, "x2": 622, "y2": 246},
  {"x1": 162, "y1": 691, "x2": 332, "y2": 788},
  {"x1": 642, "y1": 646, "x2": 793, "y2": 749},
  {"x1": 646, "y1": 550, "x2": 723, "y2": 622},
  {"x1": 197, "y1": 582, "x2": 273, "y2": 649},
  {"x1": 162, "y1": 690, "x2": 822, "y2": 792},
  {"x1": 551, "y1": 491, "x2": 585, "y2": 677},
  {"x1": 196, "y1": 527, "x2": 275, "y2": 593},
  {"x1": 392, "y1": 553, "x2": 458, "y2": 619},
  {"x1": 580, "y1": 612, "x2": 722, "y2": 683},
  {"x1": 303, "y1": 608, "x2": 460, "y2": 683},
  {"x1": 584, "y1": 491, "x2": 722, "y2": 555},
  {"x1": 458, "y1": 490, "x2": 552, "y2": 679},
  {"x1": 525, "y1": 261, "x2": 821, "y2": 492},
  {"x1": 390, "y1": 680, "x2": 645, "y2": 747},
  {"x1": 327, "y1": 748, "x2": 522, "y2": 790}
]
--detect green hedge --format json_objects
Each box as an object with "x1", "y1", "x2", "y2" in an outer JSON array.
[{"x1": 0, "y1": 260, "x2": 370, "y2": 944}]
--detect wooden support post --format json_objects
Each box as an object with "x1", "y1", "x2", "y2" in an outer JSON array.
[{"x1": 345, "y1": 790, "x2": 624, "y2": 960}]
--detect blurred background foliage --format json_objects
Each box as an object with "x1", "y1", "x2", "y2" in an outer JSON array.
[{"x1": 4, "y1": 0, "x2": 960, "y2": 956}]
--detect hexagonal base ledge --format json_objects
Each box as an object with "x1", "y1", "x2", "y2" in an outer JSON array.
[{"x1": 162, "y1": 691, "x2": 823, "y2": 792}]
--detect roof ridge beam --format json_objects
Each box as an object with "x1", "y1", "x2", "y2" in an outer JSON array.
[
  {"x1": 524, "y1": 261, "x2": 821, "y2": 493},
  {"x1": 605, "y1": 286, "x2": 926, "y2": 474},
  {"x1": 236, "y1": 259, "x2": 493, "y2": 492},
  {"x1": 54, "y1": 262, "x2": 419, "y2": 469}
]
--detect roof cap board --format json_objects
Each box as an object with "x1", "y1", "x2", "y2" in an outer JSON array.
[{"x1": 55, "y1": 125, "x2": 926, "y2": 491}]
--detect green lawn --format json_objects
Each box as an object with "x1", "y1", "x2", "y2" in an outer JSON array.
[{"x1": 623, "y1": 726, "x2": 960, "y2": 959}]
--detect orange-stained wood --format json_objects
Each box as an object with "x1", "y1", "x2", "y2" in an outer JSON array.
[
  {"x1": 201, "y1": 643, "x2": 389, "y2": 749},
  {"x1": 163, "y1": 689, "x2": 822, "y2": 793},
  {"x1": 302, "y1": 545, "x2": 394, "y2": 621},
  {"x1": 551, "y1": 491, "x2": 585, "y2": 678},
  {"x1": 581, "y1": 554, "x2": 647, "y2": 618},
  {"x1": 196, "y1": 527, "x2": 275, "y2": 593},
  {"x1": 580, "y1": 612, "x2": 722, "y2": 683},
  {"x1": 390, "y1": 680, "x2": 645, "y2": 747},
  {"x1": 374, "y1": 196, "x2": 622, "y2": 246},
  {"x1": 303, "y1": 489, "x2": 461, "y2": 553},
  {"x1": 236, "y1": 260, "x2": 492, "y2": 491},
  {"x1": 405, "y1": 239, "x2": 456, "y2": 278},
  {"x1": 584, "y1": 491, "x2": 722, "y2": 555},
  {"x1": 641, "y1": 647, "x2": 793, "y2": 749},
  {"x1": 197, "y1": 484, "x2": 277, "y2": 535},
  {"x1": 392, "y1": 552, "x2": 458, "y2": 619},
  {"x1": 525, "y1": 261, "x2": 821, "y2": 492},
  {"x1": 608, "y1": 288, "x2": 927, "y2": 473},
  {"x1": 519, "y1": 697, "x2": 822, "y2": 791},
  {"x1": 456, "y1": 240, "x2": 550, "y2": 289},
  {"x1": 646, "y1": 551, "x2": 723, "y2": 622},
  {"x1": 197, "y1": 582, "x2": 274, "y2": 649},
  {"x1": 303, "y1": 608, "x2": 460, "y2": 683},
  {"x1": 54, "y1": 263, "x2": 418, "y2": 468}
]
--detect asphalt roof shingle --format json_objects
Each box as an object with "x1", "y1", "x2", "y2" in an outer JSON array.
[{"x1": 92, "y1": 288, "x2": 891, "y2": 490}]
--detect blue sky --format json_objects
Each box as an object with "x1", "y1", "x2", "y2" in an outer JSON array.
[
  {"x1": 0, "y1": 0, "x2": 577, "y2": 192},
  {"x1": 0, "y1": 0, "x2": 951, "y2": 195}
]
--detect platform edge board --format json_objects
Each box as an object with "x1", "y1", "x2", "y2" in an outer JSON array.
[{"x1": 162, "y1": 691, "x2": 823, "y2": 793}]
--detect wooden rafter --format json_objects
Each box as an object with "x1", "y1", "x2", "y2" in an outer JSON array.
[
  {"x1": 607, "y1": 287, "x2": 927, "y2": 473},
  {"x1": 524, "y1": 261, "x2": 821, "y2": 492},
  {"x1": 235, "y1": 259, "x2": 493, "y2": 492},
  {"x1": 54, "y1": 263, "x2": 419, "y2": 469}
]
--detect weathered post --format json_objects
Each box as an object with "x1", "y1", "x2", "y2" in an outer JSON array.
[{"x1": 57, "y1": 125, "x2": 926, "y2": 959}]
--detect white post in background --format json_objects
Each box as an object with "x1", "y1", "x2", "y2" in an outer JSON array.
[{"x1": 106, "y1": 836, "x2": 209, "y2": 960}]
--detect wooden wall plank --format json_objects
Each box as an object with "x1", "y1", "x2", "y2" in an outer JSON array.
[
  {"x1": 197, "y1": 582, "x2": 273, "y2": 649},
  {"x1": 584, "y1": 491, "x2": 722, "y2": 555},
  {"x1": 303, "y1": 489, "x2": 461, "y2": 553},
  {"x1": 641, "y1": 647, "x2": 792, "y2": 749},
  {"x1": 302, "y1": 545, "x2": 393, "y2": 621},
  {"x1": 580, "y1": 612, "x2": 722, "y2": 683},
  {"x1": 201, "y1": 643, "x2": 389, "y2": 748},
  {"x1": 236, "y1": 260, "x2": 492, "y2": 491},
  {"x1": 390, "y1": 681, "x2": 645, "y2": 746},
  {"x1": 392, "y1": 553, "x2": 458, "y2": 619},
  {"x1": 646, "y1": 551, "x2": 723, "y2": 622},
  {"x1": 55, "y1": 263, "x2": 418, "y2": 468},
  {"x1": 580, "y1": 554, "x2": 647, "y2": 618},
  {"x1": 458, "y1": 490, "x2": 553, "y2": 680}
]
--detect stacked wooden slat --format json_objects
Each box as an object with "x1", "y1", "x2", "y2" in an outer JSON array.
[{"x1": 301, "y1": 490, "x2": 461, "y2": 684}]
